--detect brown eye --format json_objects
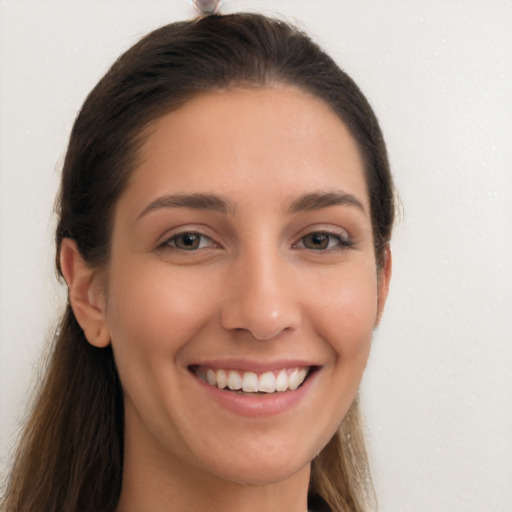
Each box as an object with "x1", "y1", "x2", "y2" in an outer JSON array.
[
  {"x1": 175, "y1": 233, "x2": 200, "y2": 250},
  {"x1": 297, "y1": 231, "x2": 352, "y2": 251},
  {"x1": 166, "y1": 232, "x2": 209, "y2": 251},
  {"x1": 302, "y1": 232, "x2": 330, "y2": 250}
]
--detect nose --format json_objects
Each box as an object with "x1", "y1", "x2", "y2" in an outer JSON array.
[{"x1": 220, "y1": 248, "x2": 301, "y2": 341}]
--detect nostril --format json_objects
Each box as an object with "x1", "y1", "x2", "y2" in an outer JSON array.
[
  {"x1": 240, "y1": 323, "x2": 293, "y2": 342},
  {"x1": 221, "y1": 301, "x2": 300, "y2": 341}
]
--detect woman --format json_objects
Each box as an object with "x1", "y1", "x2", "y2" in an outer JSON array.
[{"x1": 1, "y1": 12, "x2": 394, "y2": 512}]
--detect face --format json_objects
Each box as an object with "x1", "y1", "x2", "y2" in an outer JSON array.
[{"x1": 100, "y1": 86, "x2": 389, "y2": 487}]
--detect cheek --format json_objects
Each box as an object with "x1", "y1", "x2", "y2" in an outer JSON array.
[
  {"x1": 105, "y1": 262, "x2": 219, "y2": 366},
  {"x1": 313, "y1": 263, "x2": 378, "y2": 359}
]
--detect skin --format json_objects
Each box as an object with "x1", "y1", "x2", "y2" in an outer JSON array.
[{"x1": 61, "y1": 85, "x2": 391, "y2": 512}]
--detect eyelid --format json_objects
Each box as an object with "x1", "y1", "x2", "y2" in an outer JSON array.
[
  {"x1": 292, "y1": 226, "x2": 353, "y2": 250},
  {"x1": 157, "y1": 228, "x2": 220, "y2": 251},
  {"x1": 155, "y1": 224, "x2": 353, "y2": 252}
]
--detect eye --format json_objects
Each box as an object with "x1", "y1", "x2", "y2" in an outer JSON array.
[
  {"x1": 296, "y1": 231, "x2": 352, "y2": 251},
  {"x1": 161, "y1": 232, "x2": 215, "y2": 251}
]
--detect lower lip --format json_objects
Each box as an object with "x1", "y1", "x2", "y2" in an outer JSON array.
[{"x1": 188, "y1": 369, "x2": 319, "y2": 419}]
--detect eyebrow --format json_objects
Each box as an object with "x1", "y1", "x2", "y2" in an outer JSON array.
[
  {"x1": 288, "y1": 191, "x2": 366, "y2": 215},
  {"x1": 137, "y1": 193, "x2": 234, "y2": 220},
  {"x1": 137, "y1": 189, "x2": 366, "y2": 221}
]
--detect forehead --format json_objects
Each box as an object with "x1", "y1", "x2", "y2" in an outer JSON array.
[{"x1": 122, "y1": 86, "x2": 369, "y2": 216}]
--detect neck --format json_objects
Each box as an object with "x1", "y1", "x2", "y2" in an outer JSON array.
[{"x1": 117, "y1": 468, "x2": 310, "y2": 512}]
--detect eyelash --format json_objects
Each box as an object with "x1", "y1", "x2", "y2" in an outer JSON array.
[
  {"x1": 292, "y1": 230, "x2": 353, "y2": 251},
  {"x1": 158, "y1": 231, "x2": 216, "y2": 251},
  {"x1": 158, "y1": 229, "x2": 353, "y2": 252}
]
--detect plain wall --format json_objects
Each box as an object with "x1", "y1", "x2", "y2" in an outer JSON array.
[{"x1": 1, "y1": 1, "x2": 511, "y2": 510}]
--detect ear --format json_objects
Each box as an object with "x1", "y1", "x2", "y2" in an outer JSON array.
[
  {"x1": 376, "y1": 244, "x2": 392, "y2": 326},
  {"x1": 60, "y1": 238, "x2": 110, "y2": 347}
]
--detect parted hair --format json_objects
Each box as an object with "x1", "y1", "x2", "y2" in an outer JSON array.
[{"x1": 1, "y1": 12, "x2": 394, "y2": 512}]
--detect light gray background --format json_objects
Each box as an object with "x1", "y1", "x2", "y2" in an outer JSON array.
[{"x1": 1, "y1": 1, "x2": 511, "y2": 510}]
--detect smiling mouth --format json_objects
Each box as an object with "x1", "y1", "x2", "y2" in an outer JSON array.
[{"x1": 189, "y1": 365, "x2": 317, "y2": 394}]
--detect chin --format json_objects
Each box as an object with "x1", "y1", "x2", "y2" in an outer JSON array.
[
  {"x1": 189, "y1": 432, "x2": 321, "y2": 488},
  {"x1": 211, "y1": 460, "x2": 309, "y2": 487}
]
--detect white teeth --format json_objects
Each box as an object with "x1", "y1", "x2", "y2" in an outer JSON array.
[
  {"x1": 227, "y1": 370, "x2": 242, "y2": 390},
  {"x1": 275, "y1": 369, "x2": 288, "y2": 392},
  {"x1": 216, "y1": 369, "x2": 227, "y2": 389},
  {"x1": 242, "y1": 372, "x2": 259, "y2": 392},
  {"x1": 288, "y1": 368, "x2": 309, "y2": 390},
  {"x1": 206, "y1": 369, "x2": 216, "y2": 386},
  {"x1": 259, "y1": 371, "x2": 276, "y2": 393},
  {"x1": 196, "y1": 366, "x2": 311, "y2": 393},
  {"x1": 288, "y1": 369, "x2": 301, "y2": 390}
]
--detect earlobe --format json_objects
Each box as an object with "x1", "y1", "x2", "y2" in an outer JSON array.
[
  {"x1": 376, "y1": 244, "x2": 392, "y2": 326},
  {"x1": 60, "y1": 238, "x2": 110, "y2": 347}
]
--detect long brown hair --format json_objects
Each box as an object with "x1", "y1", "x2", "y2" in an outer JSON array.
[{"x1": 1, "y1": 13, "x2": 394, "y2": 512}]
